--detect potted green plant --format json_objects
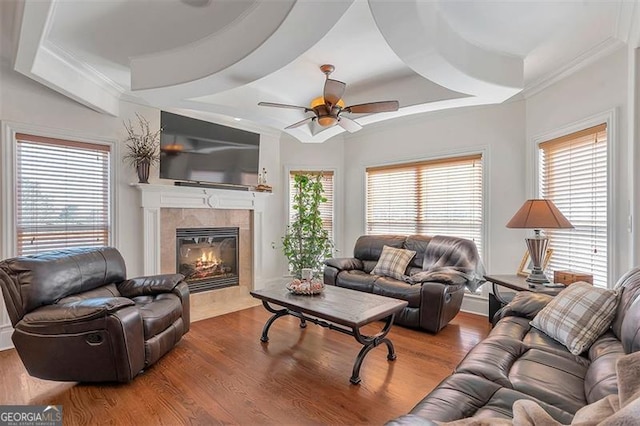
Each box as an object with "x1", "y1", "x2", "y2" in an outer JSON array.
[
  {"x1": 281, "y1": 173, "x2": 334, "y2": 279},
  {"x1": 122, "y1": 113, "x2": 161, "y2": 184}
]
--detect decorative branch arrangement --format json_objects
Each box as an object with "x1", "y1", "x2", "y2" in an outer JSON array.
[
  {"x1": 122, "y1": 113, "x2": 161, "y2": 183},
  {"x1": 280, "y1": 173, "x2": 334, "y2": 279}
]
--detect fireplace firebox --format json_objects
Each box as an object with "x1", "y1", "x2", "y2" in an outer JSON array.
[{"x1": 176, "y1": 227, "x2": 239, "y2": 293}]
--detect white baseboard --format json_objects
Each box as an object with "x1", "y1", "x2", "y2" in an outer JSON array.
[
  {"x1": 461, "y1": 293, "x2": 489, "y2": 317},
  {"x1": 0, "y1": 324, "x2": 13, "y2": 351}
]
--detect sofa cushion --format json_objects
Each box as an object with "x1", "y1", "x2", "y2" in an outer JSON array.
[
  {"x1": 134, "y1": 293, "x2": 183, "y2": 339},
  {"x1": 371, "y1": 245, "x2": 416, "y2": 280},
  {"x1": 490, "y1": 316, "x2": 588, "y2": 363},
  {"x1": 455, "y1": 335, "x2": 589, "y2": 414},
  {"x1": 584, "y1": 334, "x2": 625, "y2": 403},
  {"x1": 531, "y1": 282, "x2": 619, "y2": 355},
  {"x1": 408, "y1": 373, "x2": 574, "y2": 424},
  {"x1": 0, "y1": 247, "x2": 126, "y2": 316},
  {"x1": 353, "y1": 235, "x2": 405, "y2": 261},
  {"x1": 372, "y1": 277, "x2": 421, "y2": 308},
  {"x1": 610, "y1": 267, "x2": 640, "y2": 341},
  {"x1": 335, "y1": 270, "x2": 376, "y2": 292},
  {"x1": 404, "y1": 235, "x2": 432, "y2": 268}
]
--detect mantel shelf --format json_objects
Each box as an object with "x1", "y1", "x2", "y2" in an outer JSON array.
[{"x1": 131, "y1": 183, "x2": 270, "y2": 211}]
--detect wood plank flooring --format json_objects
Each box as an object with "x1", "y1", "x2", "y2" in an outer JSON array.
[{"x1": 0, "y1": 306, "x2": 490, "y2": 425}]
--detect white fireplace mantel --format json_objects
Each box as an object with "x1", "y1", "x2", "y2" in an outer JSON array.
[{"x1": 133, "y1": 183, "x2": 270, "y2": 282}]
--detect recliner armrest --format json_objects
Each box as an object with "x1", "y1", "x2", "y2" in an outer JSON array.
[
  {"x1": 324, "y1": 258, "x2": 364, "y2": 271},
  {"x1": 117, "y1": 274, "x2": 185, "y2": 298},
  {"x1": 494, "y1": 291, "x2": 554, "y2": 323},
  {"x1": 20, "y1": 297, "x2": 135, "y2": 325}
]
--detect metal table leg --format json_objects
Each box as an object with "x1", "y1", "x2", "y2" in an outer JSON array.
[
  {"x1": 259, "y1": 301, "x2": 289, "y2": 343},
  {"x1": 350, "y1": 314, "x2": 396, "y2": 385}
]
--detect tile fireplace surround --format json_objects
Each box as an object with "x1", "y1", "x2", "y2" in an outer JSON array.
[{"x1": 134, "y1": 184, "x2": 270, "y2": 321}]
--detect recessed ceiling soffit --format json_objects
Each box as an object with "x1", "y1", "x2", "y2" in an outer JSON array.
[{"x1": 13, "y1": 0, "x2": 629, "y2": 142}]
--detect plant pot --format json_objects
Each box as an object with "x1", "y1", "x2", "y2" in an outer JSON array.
[{"x1": 136, "y1": 160, "x2": 150, "y2": 184}]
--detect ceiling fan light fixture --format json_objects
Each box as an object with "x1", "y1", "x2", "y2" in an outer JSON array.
[
  {"x1": 317, "y1": 115, "x2": 338, "y2": 127},
  {"x1": 310, "y1": 96, "x2": 345, "y2": 109}
]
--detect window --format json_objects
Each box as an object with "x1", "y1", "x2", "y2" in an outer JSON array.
[
  {"x1": 366, "y1": 154, "x2": 484, "y2": 257},
  {"x1": 288, "y1": 170, "x2": 334, "y2": 240},
  {"x1": 539, "y1": 123, "x2": 607, "y2": 287},
  {"x1": 15, "y1": 133, "x2": 111, "y2": 255}
]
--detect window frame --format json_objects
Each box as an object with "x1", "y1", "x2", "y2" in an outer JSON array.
[
  {"x1": 530, "y1": 110, "x2": 616, "y2": 288},
  {"x1": 362, "y1": 148, "x2": 489, "y2": 266},
  {"x1": 1, "y1": 121, "x2": 118, "y2": 259}
]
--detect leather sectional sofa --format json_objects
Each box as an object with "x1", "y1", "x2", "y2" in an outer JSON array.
[
  {"x1": 388, "y1": 267, "x2": 640, "y2": 424},
  {"x1": 323, "y1": 235, "x2": 483, "y2": 333},
  {"x1": 0, "y1": 247, "x2": 190, "y2": 382}
]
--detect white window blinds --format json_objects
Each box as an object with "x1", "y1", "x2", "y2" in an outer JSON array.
[
  {"x1": 366, "y1": 154, "x2": 483, "y2": 257},
  {"x1": 288, "y1": 171, "x2": 334, "y2": 239},
  {"x1": 16, "y1": 133, "x2": 111, "y2": 255},
  {"x1": 539, "y1": 123, "x2": 607, "y2": 287}
]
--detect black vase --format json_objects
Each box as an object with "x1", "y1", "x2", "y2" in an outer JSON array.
[{"x1": 136, "y1": 160, "x2": 150, "y2": 184}]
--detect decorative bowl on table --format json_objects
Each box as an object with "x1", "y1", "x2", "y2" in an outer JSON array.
[{"x1": 286, "y1": 278, "x2": 324, "y2": 295}]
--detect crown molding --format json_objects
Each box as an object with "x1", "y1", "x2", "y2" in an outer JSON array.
[
  {"x1": 44, "y1": 41, "x2": 126, "y2": 96},
  {"x1": 14, "y1": 0, "x2": 121, "y2": 116},
  {"x1": 614, "y1": 0, "x2": 638, "y2": 45},
  {"x1": 522, "y1": 36, "x2": 625, "y2": 99}
]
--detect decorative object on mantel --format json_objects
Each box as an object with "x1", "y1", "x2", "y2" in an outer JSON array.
[
  {"x1": 507, "y1": 199, "x2": 573, "y2": 284},
  {"x1": 255, "y1": 167, "x2": 272, "y2": 192},
  {"x1": 277, "y1": 173, "x2": 333, "y2": 279},
  {"x1": 122, "y1": 113, "x2": 161, "y2": 184}
]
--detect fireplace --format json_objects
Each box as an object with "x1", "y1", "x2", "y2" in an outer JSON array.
[{"x1": 176, "y1": 227, "x2": 239, "y2": 293}]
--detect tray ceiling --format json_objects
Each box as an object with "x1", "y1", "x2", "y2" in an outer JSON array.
[{"x1": 10, "y1": 0, "x2": 637, "y2": 142}]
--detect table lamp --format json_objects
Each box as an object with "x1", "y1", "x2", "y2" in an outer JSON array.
[{"x1": 506, "y1": 199, "x2": 573, "y2": 283}]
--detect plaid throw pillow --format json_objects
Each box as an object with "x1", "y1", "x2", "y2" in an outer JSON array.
[
  {"x1": 371, "y1": 245, "x2": 416, "y2": 280},
  {"x1": 531, "y1": 282, "x2": 619, "y2": 355}
]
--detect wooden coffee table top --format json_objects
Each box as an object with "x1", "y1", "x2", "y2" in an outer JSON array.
[{"x1": 250, "y1": 285, "x2": 408, "y2": 329}]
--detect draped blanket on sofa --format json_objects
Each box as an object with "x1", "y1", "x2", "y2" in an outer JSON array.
[{"x1": 403, "y1": 235, "x2": 486, "y2": 293}]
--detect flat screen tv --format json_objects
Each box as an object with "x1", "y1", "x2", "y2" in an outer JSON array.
[{"x1": 159, "y1": 111, "x2": 260, "y2": 187}]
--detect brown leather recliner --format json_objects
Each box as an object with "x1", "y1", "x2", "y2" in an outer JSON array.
[{"x1": 0, "y1": 247, "x2": 190, "y2": 382}]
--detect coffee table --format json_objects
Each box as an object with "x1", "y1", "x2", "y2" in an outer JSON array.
[{"x1": 250, "y1": 285, "x2": 408, "y2": 384}]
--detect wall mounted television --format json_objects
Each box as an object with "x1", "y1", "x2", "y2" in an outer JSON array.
[{"x1": 159, "y1": 111, "x2": 260, "y2": 187}]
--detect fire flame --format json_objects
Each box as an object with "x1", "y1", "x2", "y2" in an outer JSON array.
[{"x1": 197, "y1": 250, "x2": 219, "y2": 266}]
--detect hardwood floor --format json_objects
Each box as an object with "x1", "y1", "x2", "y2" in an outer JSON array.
[{"x1": 0, "y1": 307, "x2": 490, "y2": 425}]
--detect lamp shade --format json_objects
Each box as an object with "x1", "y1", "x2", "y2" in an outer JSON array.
[{"x1": 506, "y1": 199, "x2": 574, "y2": 229}]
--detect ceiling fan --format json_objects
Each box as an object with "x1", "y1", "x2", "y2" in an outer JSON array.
[{"x1": 258, "y1": 64, "x2": 399, "y2": 135}]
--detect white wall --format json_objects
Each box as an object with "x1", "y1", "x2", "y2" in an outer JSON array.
[
  {"x1": 341, "y1": 101, "x2": 527, "y2": 277},
  {"x1": 526, "y1": 47, "x2": 631, "y2": 285}
]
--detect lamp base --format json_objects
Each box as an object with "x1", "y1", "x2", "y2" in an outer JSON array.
[
  {"x1": 526, "y1": 270, "x2": 549, "y2": 284},
  {"x1": 525, "y1": 232, "x2": 550, "y2": 284}
]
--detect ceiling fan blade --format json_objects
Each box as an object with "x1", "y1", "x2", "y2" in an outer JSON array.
[
  {"x1": 337, "y1": 117, "x2": 362, "y2": 133},
  {"x1": 258, "y1": 102, "x2": 312, "y2": 112},
  {"x1": 285, "y1": 117, "x2": 314, "y2": 130},
  {"x1": 323, "y1": 79, "x2": 346, "y2": 106},
  {"x1": 344, "y1": 100, "x2": 399, "y2": 114},
  {"x1": 310, "y1": 120, "x2": 325, "y2": 136}
]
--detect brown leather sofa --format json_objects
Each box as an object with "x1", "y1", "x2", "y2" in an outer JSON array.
[
  {"x1": 323, "y1": 235, "x2": 482, "y2": 333},
  {"x1": 388, "y1": 267, "x2": 640, "y2": 424},
  {"x1": 0, "y1": 247, "x2": 190, "y2": 382}
]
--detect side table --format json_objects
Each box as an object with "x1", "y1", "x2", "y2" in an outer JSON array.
[{"x1": 485, "y1": 274, "x2": 564, "y2": 323}]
